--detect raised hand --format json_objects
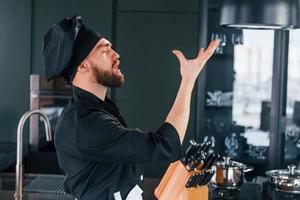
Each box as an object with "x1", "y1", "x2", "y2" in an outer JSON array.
[{"x1": 172, "y1": 40, "x2": 220, "y2": 83}]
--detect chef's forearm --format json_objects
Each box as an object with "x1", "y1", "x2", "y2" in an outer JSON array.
[{"x1": 165, "y1": 78, "x2": 195, "y2": 144}]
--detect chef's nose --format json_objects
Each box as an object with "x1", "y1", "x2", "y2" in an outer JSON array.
[{"x1": 112, "y1": 49, "x2": 120, "y2": 60}]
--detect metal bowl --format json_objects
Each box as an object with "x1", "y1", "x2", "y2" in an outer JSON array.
[{"x1": 266, "y1": 165, "x2": 300, "y2": 194}]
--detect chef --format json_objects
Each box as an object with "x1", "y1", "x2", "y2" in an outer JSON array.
[{"x1": 42, "y1": 15, "x2": 219, "y2": 200}]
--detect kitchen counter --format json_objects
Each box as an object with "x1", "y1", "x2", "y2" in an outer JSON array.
[
  {"x1": 0, "y1": 177, "x2": 298, "y2": 200},
  {"x1": 0, "y1": 190, "x2": 73, "y2": 200},
  {"x1": 143, "y1": 177, "x2": 300, "y2": 200}
]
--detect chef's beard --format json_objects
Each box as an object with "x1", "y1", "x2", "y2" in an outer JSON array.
[{"x1": 91, "y1": 65, "x2": 124, "y2": 88}]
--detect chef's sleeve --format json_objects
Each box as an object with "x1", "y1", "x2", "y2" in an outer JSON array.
[{"x1": 75, "y1": 111, "x2": 182, "y2": 164}]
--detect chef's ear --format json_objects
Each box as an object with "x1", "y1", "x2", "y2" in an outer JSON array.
[{"x1": 77, "y1": 62, "x2": 89, "y2": 73}]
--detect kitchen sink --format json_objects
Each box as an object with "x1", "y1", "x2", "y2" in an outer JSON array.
[
  {"x1": 0, "y1": 173, "x2": 159, "y2": 200},
  {"x1": 0, "y1": 173, "x2": 73, "y2": 200}
]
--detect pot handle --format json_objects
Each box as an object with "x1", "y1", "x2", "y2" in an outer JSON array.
[
  {"x1": 243, "y1": 165, "x2": 254, "y2": 173},
  {"x1": 288, "y1": 165, "x2": 296, "y2": 175}
]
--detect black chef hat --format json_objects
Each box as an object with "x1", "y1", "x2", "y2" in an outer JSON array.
[{"x1": 42, "y1": 15, "x2": 103, "y2": 84}]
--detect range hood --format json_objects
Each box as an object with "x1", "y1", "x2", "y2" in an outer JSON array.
[{"x1": 219, "y1": 0, "x2": 300, "y2": 29}]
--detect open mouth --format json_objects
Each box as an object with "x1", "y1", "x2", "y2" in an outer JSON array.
[{"x1": 113, "y1": 60, "x2": 120, "y2": 71}]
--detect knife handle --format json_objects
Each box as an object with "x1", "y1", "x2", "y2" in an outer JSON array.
[
  {"x1": 202, "y1": 171, "x2": 215, "y2": 185},
  {"x1": 202, "y1": 141, "x2": 213, "y2": 152},
  {"x1": 199, "y1": 153, "x2": 215, "y2": 171},
  {"x1": 195, "y1": 172, "x2": 206, "y2": 186},
  {"x1": 185, "y1": 173, "x2": 197, "y2": 188},
  {"x1": 205, "y1": 154, "x2": 220, "y2": 169},
  {"x1": 200, "y1": 153, "x2": 220, "y2": 171},
  {"x1": 183, "y1": 142, "x2": 199, "y2": 165},
  {"x1": 190, "y1": 152, "x2": 206, "y2": 170},
  {"x1": 198, "y1": 171, "x2": 209, "y2": 186}
]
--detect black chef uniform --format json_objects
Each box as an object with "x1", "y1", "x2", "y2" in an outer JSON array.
[{"x1": 54, "y1": 86, "x2": 182, "y2": 200}]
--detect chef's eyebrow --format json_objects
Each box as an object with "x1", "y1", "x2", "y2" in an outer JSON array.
[{"x1": 98, "y1": 42, "x2": 112, "y2": 49}]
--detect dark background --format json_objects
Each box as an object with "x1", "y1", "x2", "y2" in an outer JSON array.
[{"x1": 0, "y1": 0, "x2": 235, "y2": 178}]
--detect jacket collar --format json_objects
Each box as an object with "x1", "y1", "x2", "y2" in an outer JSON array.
[{"x1": 72, "y1": 86, "x2": 120, "y2": 117}]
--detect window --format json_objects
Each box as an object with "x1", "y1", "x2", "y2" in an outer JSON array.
[
  {"x1": 233, "y1": 30, "x2": 274, "y2": 129},
  {"x1": 285, "y1": 29, "x2": 300, "y2": 163}
]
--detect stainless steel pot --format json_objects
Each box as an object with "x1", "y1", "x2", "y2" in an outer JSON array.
[
  {"x1": 266, "y1": 165, "x2": 300, "y2": 194},
  {"x1": 210, "y1": 157, "x2": 253, "y2": 189}
]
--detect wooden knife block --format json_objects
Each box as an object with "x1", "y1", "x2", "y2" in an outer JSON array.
[
  {"x1": 187, "y1": 186, "x2": 208, "y2": 200},
  {"x1": 155, "y1": 161, "x2": 209, "y2": 200}
]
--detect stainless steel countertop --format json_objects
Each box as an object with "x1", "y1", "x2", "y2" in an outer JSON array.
[{"x1": 0, "y1": 190, "x2": 73, "y2": 200}]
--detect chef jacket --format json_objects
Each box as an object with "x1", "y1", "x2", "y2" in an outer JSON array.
[{"x1": 54, "y1": 86, "x2": 182, "y2": 200}]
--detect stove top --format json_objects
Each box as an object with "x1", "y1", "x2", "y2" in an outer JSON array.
[
  {"x1": 267, "y1": 186, "x2": 300, "y2": 200},
  {"x1": 209, "y1": 183, "x2": 261, "y2": 200},
  {"x1": 209, "y1": 187, "x2": 240, "y2": 200},
  {"x1": 208, "y1": 182, "x2": 300, "y2": 200}
]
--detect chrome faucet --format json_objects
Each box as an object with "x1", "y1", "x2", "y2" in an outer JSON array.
[{"x1": 14, "y1": 109, "x2": 52, "y2": 200}]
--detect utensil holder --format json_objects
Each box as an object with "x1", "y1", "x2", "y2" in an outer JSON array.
[
  {"x1": 187, "y1": 186, "x2": 208, "y2": 200},
  {"x1": 155, "y1": 161, "x2": 209, "y2": 200}
]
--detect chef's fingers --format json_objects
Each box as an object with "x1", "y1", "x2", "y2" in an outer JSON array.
[
  {"x1": 197, "y1": 48, "x2": 205, "y2": 58},
  {"x1": 199, "y1": 40, "x2": 220, "y2": 62},
  {"x1": 172, "y1": 50, "x2": 186, "y2": 65}
]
